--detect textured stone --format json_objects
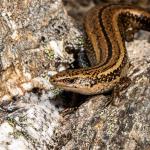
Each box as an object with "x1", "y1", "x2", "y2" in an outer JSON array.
[
  {"x1": 0, "y1": 0, "x2": 82, "y2": 102},
  {"x1": 51, "y1": 37, "x2": 150, "y2": 149},
  {"x1": 0, "y1": 0, "x2": 150, "y2": 150}
]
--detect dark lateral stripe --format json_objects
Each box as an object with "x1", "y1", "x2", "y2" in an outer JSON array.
[
  {"x1": 98, "y1": 5, "x2": 113, "y2": 67},
  {"x1": 87, "y1": 4, "x2": 122, "y2": 73}
]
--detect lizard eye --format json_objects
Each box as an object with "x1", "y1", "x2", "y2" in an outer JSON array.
[{"x1": 63, "y1": 78, "x2": 75, "y2": 84}]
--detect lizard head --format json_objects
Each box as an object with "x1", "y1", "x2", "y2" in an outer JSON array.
[{"x1": 49, "y1": 69, "x2": 95, "y2": 95}]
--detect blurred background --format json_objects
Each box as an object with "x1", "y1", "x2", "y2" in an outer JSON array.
[{"x1": 62, "y1": 0, "x2": 150, "y2": 22}]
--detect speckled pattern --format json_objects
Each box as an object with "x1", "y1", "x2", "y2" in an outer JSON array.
[
  {"x1": 50, "y1": 4, "x2": 150, "y2": 95},
  {"x1": 0, "y1": 0, "x2": 150, "y2": 149},
  {"x1": 0, "y1": 0, "x2": 82, "y2": 102},
  {"x1": 50, "y1": 36, "x2": 150, "y2": 149}
]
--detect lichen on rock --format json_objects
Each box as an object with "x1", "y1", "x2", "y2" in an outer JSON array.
[{"x1": 0, "y1": 0, "x2": 82, "y2": 102}]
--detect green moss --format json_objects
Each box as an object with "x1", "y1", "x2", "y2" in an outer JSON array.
[
  {"x1": 7, "y1": 117, "x2": 17, "y2": 128},
  {"x1": 51, "y1": 88, "x2": 62, "y2": 95},
  {"x1": 77, "y1": 37, "x2": 84, "y2": 46},
  {"x1": 44, "y1": 48, "x2": 55, "y2": 60}
]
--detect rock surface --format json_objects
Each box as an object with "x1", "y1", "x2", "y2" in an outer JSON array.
[
  {"x1": 51, "y1": 38, "x2": 150, "y2": 149},
  {"x1": 0, "y1": 0, "x2": 82, "y2": 102},
  {"x1": 0, "y1": 0, "x2": 150, "y2": 150}
]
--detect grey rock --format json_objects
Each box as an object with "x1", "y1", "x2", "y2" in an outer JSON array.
[{"x1": 0, "y1": 0, "x2": 150, "y2": 150}]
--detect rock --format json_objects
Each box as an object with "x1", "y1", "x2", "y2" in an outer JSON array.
[
  {"x1": 0, "y1": 0, "x2": 82, "y2": 149},
  {"x1": 51, "y1": 37, "x2": 150, "y2": 149},
  {"x1": 0, "y1": 0, "x2": 150, "y2": 150},
  {"x1": 0, "y1": 0, "x2": 82, "y2": 102}
]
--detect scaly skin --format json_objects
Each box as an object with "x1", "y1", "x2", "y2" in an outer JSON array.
[{"x1": 50, "y1": 4, "x2": 150, "y2": 95}]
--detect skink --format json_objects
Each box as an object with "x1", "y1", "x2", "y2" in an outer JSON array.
[{"x1": 50, "y1": 4, "x2": 150, "y2": 95}]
